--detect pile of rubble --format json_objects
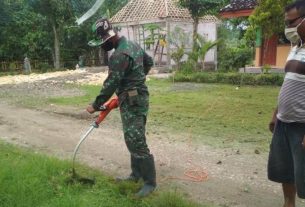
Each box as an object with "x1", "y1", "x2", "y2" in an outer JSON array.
[{"x1": 0, "y1": 69, "x2": 108, "y2": 86}]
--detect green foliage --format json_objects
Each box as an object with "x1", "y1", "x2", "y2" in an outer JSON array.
[
  {"x1": 171, "y1": 47, "x2": 185, "y2": 70},
  {"x1": 196, "y1": 35, "x2": 221, "y2": 70},
  {"x1": 0, "y1": 0, "x2": 10, "y2": 47},
  {"x1": 0, "y1": 1, "x2": 8, "y2": 22},
  {"x1": 187, "y1": 50, "x2": 199, "y2": 68},
  {"x1": 217, "y1": 16, "x2": 253, "y2": 72},
  {"x1": 174, "y1": 72, "x2": 284, "y2": 86},
  {"x1": 144, "y1": 24, "x2": 164, "y2": 50},
  {"x1": 218, "y1": 39, "x2": 253, "y2": 72},
  {"x1": 261, "y1": 64, "x2": 271, "y2": 74},
  {"x1": 37, "y1": 62, "x2": 53, "y2": 72},
  {"x1": 0, "y1": 71, "x2": 20, "y2": 77},
  {"x1": 0, "y1": 0, "x2": 128, "y2": 70},
  {"x1": 220, "y1": 18, "x2": 250, "y2": 41},
  {"x1": 101, "y1": 0, "x2": 128, "y2": 17},
  {"x1": 0, "y1": 1, "x2": 50, "y2": 61},
  {"x1": 184, "y1": 34, "x2": 221, "y2": 71},
  {"x1": 29, "y1": 0, "x2": 75, "y2": 68},
  {"x1": 245, "y1": 0, "x2": 293, "y2": 43},
  {"x1": 169, "y1": 26, "x2": 190, "y2": 48},
  {"x1": 8, "y1": 62, "x2": 17, "y2": 71},
  {"x1": 179, "y1": 62, "x2": 196, "y2": 75},
  {"x1": 29, "y1": 0, "x2": 72, "y2": 25},
  {"x1": 169, "y1": 27, "x2": 190, "y2": 70},
  {"x1": 178, "y1": 0, "x2": 226, "y2": 18}
]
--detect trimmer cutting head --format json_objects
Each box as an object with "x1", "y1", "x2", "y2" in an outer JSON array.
[{"x1": 66, "y1": 169, "x2": 96, "y2": 185}]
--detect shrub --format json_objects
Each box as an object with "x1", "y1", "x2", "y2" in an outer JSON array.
[
  {"x1": 261, "y1": 64, "x2": 271, "y2": 74},
  {"x1": 218, "y1": 41, "x2": 253, "y2": 72},
  {"x1": 37, "y1": 62, "x2": 52, "y2": 73},
  {"x1": 179, "y1": 62, "x2": 196, "y2": 75},
  {"x1": 173, "y1": 72, "x2": 284, "y2": 86}
]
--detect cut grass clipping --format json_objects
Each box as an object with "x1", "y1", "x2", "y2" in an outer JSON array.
[{"x1": 0, "y1": 141, "x2": 216, "y2": 207}]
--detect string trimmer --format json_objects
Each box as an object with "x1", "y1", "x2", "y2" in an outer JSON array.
[{"x1": 69, "y1": 97, "x2": 119, "y2": 185}]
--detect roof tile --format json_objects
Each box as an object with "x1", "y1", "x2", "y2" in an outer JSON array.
[
  {"x1": 220, "y1": 0, "x2": 257, "y2": 12},
  {"x1": 110, "y1": 0, "x2": 219, "y2": 23}
]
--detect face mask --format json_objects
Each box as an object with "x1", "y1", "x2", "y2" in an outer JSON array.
[
  {"x1": 285, "y1": 18, "x2": 305, "y2": 44},
  {"x1": 285, "y1": 27, "x2": 300, "y2": 44},
  {"x1": 101, "y1": 41, "x2": 114, "y2": 51}
]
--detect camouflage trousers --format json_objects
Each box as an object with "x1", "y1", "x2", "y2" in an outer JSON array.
[{"x1": 119, "y1": 93, "x2": 151, "y2": 159}]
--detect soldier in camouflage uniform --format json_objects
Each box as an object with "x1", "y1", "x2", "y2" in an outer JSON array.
[{"x1": 86, "y1": 18, "x2": 156, "y2": 197}]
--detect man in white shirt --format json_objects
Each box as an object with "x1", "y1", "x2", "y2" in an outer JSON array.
[{"x1": 268, "y1": 1, "x2": 305, "y2": 206}]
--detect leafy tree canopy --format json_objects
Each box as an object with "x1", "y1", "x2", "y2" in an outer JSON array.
[
  {"x1": 29, "y1": 0, "x2": 73, "y2": 26},
  {"x1": 178, "y1": 0, "x2": 228, "y2": 18},
  {"x1": 245, "y1": 0, "x2": 293, "y2": 41},
  {"x1": 0, "y1": 0, "x2": 129, "y2": 66},
  {"x1": 0, "y1": 1, "x2": 51, "y2": 60}
]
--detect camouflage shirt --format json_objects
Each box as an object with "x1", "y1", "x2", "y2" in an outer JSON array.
[{"x1": 92, "y1": 36, "x2": 153, "y2": 110}]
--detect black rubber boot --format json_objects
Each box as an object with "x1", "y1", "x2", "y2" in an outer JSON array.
[
  {"x1": 135, "y1": 155, "x2": 156, "y2": 197},
  {"x1": 116, "y1": 155, "x2": 141, "y2": 182}
]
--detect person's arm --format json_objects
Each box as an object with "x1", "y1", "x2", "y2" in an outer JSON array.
[
  {"x1": 143, "y1": 51, "x2": 153, "y2": 75},
  {"x1": 87, "y1": 54, "x2": 129, "y2": 113},
  {"x1": 269, "y1": 107, "x2": 278, "y2": 133}
]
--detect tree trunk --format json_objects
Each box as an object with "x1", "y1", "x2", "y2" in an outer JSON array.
[
  {"x1": 201, "y1": 51, "x2": 207, "y2": 72},
  {"x1": 52, "y1": 24, "x2": 60, "y2": 69},
  {"x1": 192, "y1": 17, "x2": 199, "y2": 51}
]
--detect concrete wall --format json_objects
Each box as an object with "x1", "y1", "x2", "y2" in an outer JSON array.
[
  {"x1": 276, "y1": 45, "x2": 290, "y2": 68},
  {"x1": 254, "y1": 47, "x2": 260, "y2": 67},
  {"x1": 255, "y1": 45, "x2": 290, "y2": 69},
  {"x1": 119, "y1": 26, "x2": 135, "y2": 42}
]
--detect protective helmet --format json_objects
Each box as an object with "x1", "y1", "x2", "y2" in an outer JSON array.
[{"x1": 88, "y1": 18, "x2": 116, "y2": 47}]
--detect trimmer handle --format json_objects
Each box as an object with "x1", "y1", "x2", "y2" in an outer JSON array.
[{"x1": 95, "y1": 97, "x2": 119, "y2": 125}]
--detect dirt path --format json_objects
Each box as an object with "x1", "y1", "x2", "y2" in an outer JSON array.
[{"x1": 0, "y1": 69, "x2": 303, "y2": 207}]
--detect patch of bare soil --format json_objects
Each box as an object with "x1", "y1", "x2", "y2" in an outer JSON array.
[{"x1": 0, "y1": 67, "x2": 303, "y2": 207}]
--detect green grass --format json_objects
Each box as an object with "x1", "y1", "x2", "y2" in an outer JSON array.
[
  {"x1": 49, "y1": 85, "x2": 99, "y2": 107},
  {"x1": 0, "y1": 141, "x2": 214, "y2": 207},
  {"x1": 148, "y1": 79, "x2": 279, "y2": 151},
  {"x1": 0, "y1": 71, "x2": 21, "y2": 77},
  {"x1": 49, "y1": 79, "x2": 279, "y2": 152}
]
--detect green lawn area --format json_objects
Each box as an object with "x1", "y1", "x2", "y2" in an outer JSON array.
[
  {"x1": 49, "y1": 79, "x2": 280, "y2": 152},
  {"x1": 0, "y1": 141, "x2": 214, "y2": 207},
  {"x1": 148, "y1": 80, "x2": 279, "y2": 151}
]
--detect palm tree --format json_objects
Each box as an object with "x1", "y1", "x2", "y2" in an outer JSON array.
[{"x1": 195, "y1": 34, "x2": 221, "y2": 71}]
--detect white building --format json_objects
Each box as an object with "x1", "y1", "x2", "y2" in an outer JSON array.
[{"x1": 110, "y1": 0, "x2": 219, "y2": 69}]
